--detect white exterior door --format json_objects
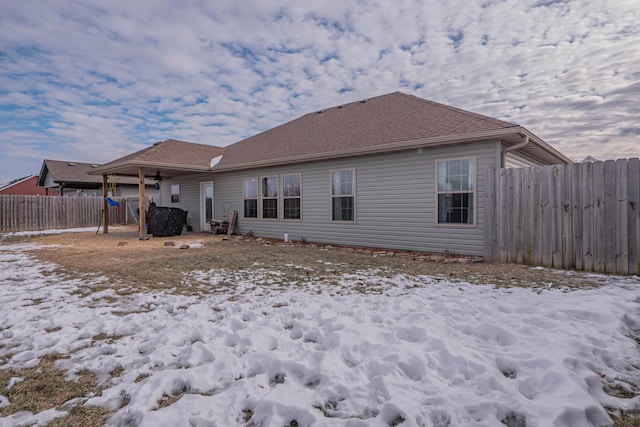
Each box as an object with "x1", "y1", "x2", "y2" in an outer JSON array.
[{"x1": 200, "y1": 182, "x2": 213, "y2": 231}]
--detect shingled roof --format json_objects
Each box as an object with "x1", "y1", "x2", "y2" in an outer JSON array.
[
  {"x1": 38, "y1": 160, "x2": 143, "y2": 186},
  {"x1": 92, "y1": 92, "x2": 570, "y2": 177},
  {"x1": 215, "y1": 91, "x2": 541, "y2": 170},
  {"x1": 91, "y1": 139, "x2": 225, "y2": 178}
]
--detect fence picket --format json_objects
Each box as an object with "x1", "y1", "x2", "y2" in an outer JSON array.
[
  {"x1": 532, "y1": 166, "x2": 543, "y2": 266},
  {"x1": 561, "y1": 165, "x2": 573, "y2": 269},
  {"x1": 628, "y1": 158, "x2": 640, "y2": 275},
  {"x1": 551, "y1": 165, "x2": 563, "y2": 268},
  {"x1": 603, "y1": 160, "x2": 616, "y2": 274},
  {"x1": 498, "y1": 168, "x2": 509, "y2": 263},
  {"x1": 507, "y1": 168, "x2": 516, "y2": 263},
  {"x1": 542, "y1": 166, "x2": 553, "y2": 268},
  {"x1": 592, "y1": 161, "x2": 605, "y2": 273},
  {"x1": 484, "y1": 169, "x2": 496, "y2": 262},
  {"x1": 523, "y1": 167, "x2": 534, "y2": 264},
  {"x1": 616, "y1": 159, "x2": 629, "y2": 274},
  {"x1": 582, "y1": 162, "x2": 594, "y2": 271},
  {"x1": 571, "y1": 164, "x2": 583, "y2": 271}
]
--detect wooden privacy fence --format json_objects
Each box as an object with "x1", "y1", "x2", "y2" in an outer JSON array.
[
  {"x1": 485, "y1": 158, "x2": 640, "y2": 275},
  {"x1": 0, "y1": 195, "x2": 126, "y2": 233}
]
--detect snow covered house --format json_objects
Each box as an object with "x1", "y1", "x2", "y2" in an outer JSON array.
[{"x1": 92, "y1": 92, "x2": 571, "y2": 255}]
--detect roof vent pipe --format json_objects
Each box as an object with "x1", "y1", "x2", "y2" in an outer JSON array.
[{"x1": 501, "y1": 135, "x2": 529, "y2": 167}]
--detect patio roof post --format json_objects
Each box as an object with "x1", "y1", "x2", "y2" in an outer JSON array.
[
  {"x1": 139, "y1": 167, "x2": 146, "y2": 239},
  {"x1": 102, "y1": 174, "x2": 109, "y2": 234}
]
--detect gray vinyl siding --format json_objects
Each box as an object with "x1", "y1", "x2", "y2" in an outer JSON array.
[
  {"x1": 159, "y1": 175, "x2": 206, "y2": 232},
  {"x1": 43, "y1": 173, "x2": 56, "y2": 188},
  {"x1": 119, "y1": 185, "x2": 160, "y2": 200},
  {"x1": 504, "y1": 150, "x2": 546, "y2": 168},
  {"x1": 211, "y1": 141, "x2": 501, "y2": 256}
]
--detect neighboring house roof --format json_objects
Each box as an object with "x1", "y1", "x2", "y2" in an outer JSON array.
[
  {"x1": 581, "y1": 155, "x2": 599, "y2": 163},
  {"x1": 91, "y1": 92, "x2": 571, "y2": 178},
  {"x1": 91, "y1": 139, "x2": 225, "y2": 178},
  {"x1": 38, "y1": 160, "x2": 150, "y2": 187},
  {"x1": 0, "y1": 175, "x2": 46, "y2": 195},
  {"x1": 214, "y1": 91, "x2": 571, "y2": 171}
]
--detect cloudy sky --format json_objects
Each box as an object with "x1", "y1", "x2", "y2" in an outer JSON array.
[{"x1": 1, "y1": 0, "x2": 638, "y2": 184}]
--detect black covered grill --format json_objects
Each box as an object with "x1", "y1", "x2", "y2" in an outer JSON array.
[{"x1": 146, "y1": 203, "x2": 188, "y2": 237}]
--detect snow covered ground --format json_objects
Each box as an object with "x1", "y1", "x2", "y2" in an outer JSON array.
[{"x1": 1, "y1": 240, "x2": 639, "y2": 427}]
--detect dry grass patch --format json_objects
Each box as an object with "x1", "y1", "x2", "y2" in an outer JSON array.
[
  {"x1": 155, "y1": 393, "x2": 182, "y2": 409},
  {"x1": 0, "y1": 354, "x2": 110, "y2": 426},
  {"x1": 46, "y1": 404, "x2": 112, "y2": 427},
  {"x1": 134, "y1": 373, "x2": 151, "y2": 383},
  {"x1": 11, "y1": 229, "x2": 609, "y2": 295},
  {"x1": 91, "y1": 333, "x2": 125, "y2": 345},
  {"x1": 612, "y1": 407, "x2": 640, "y2": 427}
]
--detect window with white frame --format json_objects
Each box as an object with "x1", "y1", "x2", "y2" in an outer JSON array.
[
  {"x1": 331, "y1": 169, "x2": 355, "y2": 221},
  {"x1": 170, "y1": 184, "x2": 180, "y2": 203},
  {"x1": 243, "y1": 178, "x2": 258, "y2": 218},
  {"x1": 262, "y1": 176, "x2": 278, "y2": 219},
  {"x1": 436, "y1": 158, "x2": 475, "y2": 225},
  {"x1": 283, "y1": 174, "x2": 301, "y2": 220}
]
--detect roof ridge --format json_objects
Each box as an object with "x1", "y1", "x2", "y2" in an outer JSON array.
[
  {"x1": 400, "y1": 92, "x2": 516, "y2": 128},
  {"x1": 45, "y1": 159, "x2": 96, "y2": 164},
  {"x1": 163, "y1": 138, "x2": 225, "y2": 148},
  {"x1": 308, "y1": 91, "x2": 402, "y2": 114}
]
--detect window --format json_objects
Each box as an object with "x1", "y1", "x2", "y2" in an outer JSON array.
[
  {"x1": 243, "y1": 178, "x2": 258, "y2": 218},
  {"x1": 262, "y1": 176, "x2": 278, "y2": 219},
  {"x1": 331, "y1": 169, "x2": 355, "y2": 221},
  {"x1": 171, "y1": 184, "x2": 180, "y2": 203},
  {"x1": 436, "y1": 158, "x2": 475, "y2": 225},
  {"x1": 283, "y1": 174, "x2": 301, "y2": 220}
]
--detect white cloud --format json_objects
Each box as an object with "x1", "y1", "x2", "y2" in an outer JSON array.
[{"x1": 0, "y1": 0, "x2": 639, "y2": 183}]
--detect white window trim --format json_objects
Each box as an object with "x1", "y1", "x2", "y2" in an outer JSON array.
[
  {"x1": 242, "y1": 177, "x2": 258, "y2": 220},
  {"x1": 435, "y1": 156, "x2": 477, "y2": 227},
  {"x1": 330, "y1": 168, "x2": 356, "y2": 223},
  {"x1": 260, "y1": 175, "x2": 279, "y2": 220},
  {"x1": 282, "y1": 173, "x2": 302, "y2": 222},
  {"x1": 170, "y1": 184, "x2": 180, "y2": 204}
]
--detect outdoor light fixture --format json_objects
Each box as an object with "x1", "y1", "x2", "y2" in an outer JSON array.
[{"x1": 154, "y1": 171, "x2": 162, "y2": 181}]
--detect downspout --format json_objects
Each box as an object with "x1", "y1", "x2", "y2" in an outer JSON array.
[{"x1": 501, "y1": 135, "x2": 530, "y2": 168}]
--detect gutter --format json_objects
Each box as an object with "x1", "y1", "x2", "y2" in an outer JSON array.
[
  {"x1": 89, "y1": 161, "x2": 211, "y2": 177},
  {"x1": 501, "y1": 134, "x2": 530, "y2": 167}
]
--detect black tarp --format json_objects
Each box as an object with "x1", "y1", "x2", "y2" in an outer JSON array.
[{"x1": 146, "y1": 203, "x2": 188, "y2": 237}]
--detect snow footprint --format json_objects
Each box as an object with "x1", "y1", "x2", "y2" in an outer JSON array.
[
  {"x1": 395, "y1": 325, "x2": 426, "y2": 343},
  {"x1": 500, "y1": 411, "x2": 527, "y2": 427},
  {"x1": 429, "y1": 409, "x2": 451, "y2": 427},
  {"x1": 495, "y1": 357, "x2": 518, "y2": 379}
]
